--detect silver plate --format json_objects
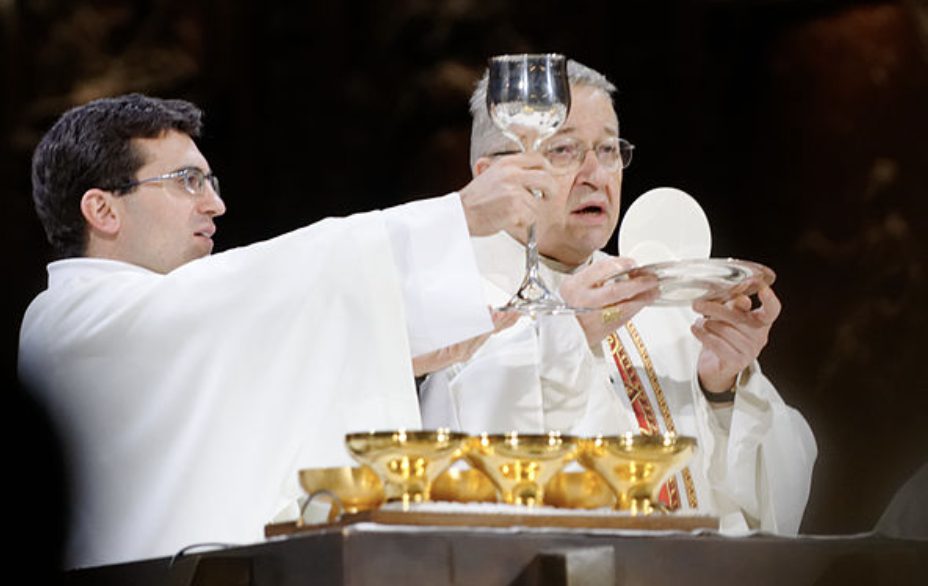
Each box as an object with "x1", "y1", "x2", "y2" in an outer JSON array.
[{"x1": 609, "y1": 258, "x2": 776, "y2": 306}]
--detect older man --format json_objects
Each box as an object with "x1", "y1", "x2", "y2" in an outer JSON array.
[
  {"x1": 19, "y1": 93, "x2": 535, "y2": 567},
  {"x1": 420, "y1": 61, "x2": 817, "y2": 535}
]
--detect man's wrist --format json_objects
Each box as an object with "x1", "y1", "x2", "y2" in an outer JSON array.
[
  {"x1": 703, "y1": 386, "x2": 736, "y2": 404},
  {"x1": 700, "y1": 367, "x2": 750, "y2": 404}
]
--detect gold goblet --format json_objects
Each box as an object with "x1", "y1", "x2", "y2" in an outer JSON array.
[
  {"x1": 298, "y1": 465, "x2": 384, "y2": 522},
  {"x1": 544, "y1": 469, "x2": 616, "y2": 509},
  {"x1": 431, "y1": 467, "x2": 499, "y2": 503},
  {"x1": 465, "y1": 432, "x2": 578, "y2": 506},
  {"x1": 578, "y1": 432, "x2": 697, "y2": 515},
  {"x1": 345, "y1": 429, "x2": 467, "y2": 508}
]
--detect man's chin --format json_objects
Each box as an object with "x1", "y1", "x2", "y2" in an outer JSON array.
[
  {"x1": 569, "y1": 227, "x2": 615, "y2": 254},
  {"x1": 175, "y1": 248, "x2": 213, "y2": 271}
]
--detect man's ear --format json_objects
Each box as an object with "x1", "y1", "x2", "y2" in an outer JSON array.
[
  {"x1": 473, "y1": 157, "x2": 494, "y2": 177},
  {"x1": 80, "y1": 189, "x2": 120, "y2": 236}
]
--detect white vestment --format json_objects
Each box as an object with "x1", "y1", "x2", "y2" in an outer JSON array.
[
  {"x1": 420, "y1": 232, "x2": 817, "y2": 535},
  {"x1": 19, "y1": 193, "x2": 492, "y2": 568}
]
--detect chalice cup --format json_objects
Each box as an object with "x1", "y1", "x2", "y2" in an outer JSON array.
[
  {"x1": 544, "y1": 469, "x2": 616, "y2": 509},
  {"x1": 465, "y1": 431, "x2": 578, "y2": 506},
  {"x1": 578, "y1": 432, "x2": 697, "y2": 515},
  {"x1": 298, "y1": 465, "x2": 384, "y2": 523},
  {"x1": 487, "y1": 53, "x2": 578, "y2": 316},
  {"x1": 345, "y1": 429, "x2": 467, "y2": 509},
  {"x1": 430, "y1": 466, "x2": 499, "y2": 504}
]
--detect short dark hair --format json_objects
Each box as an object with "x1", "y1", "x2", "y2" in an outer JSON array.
[{"x1": 31, "y1": 93, "x2": 204, "y2": 258}]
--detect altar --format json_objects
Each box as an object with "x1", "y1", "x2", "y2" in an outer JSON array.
[{"x1": 64, "y1": 523, "x2": 926, "y2": 586}]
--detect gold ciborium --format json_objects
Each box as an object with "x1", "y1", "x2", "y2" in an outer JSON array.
[
  {"x1": 345, "y1": 429, "x2": 467, "y2": 508},
  {"x1": 544, "y1": 469, "x2": 616, "y2": 509},
  {"x1": 578, "y1": 432, "x2": 697, "y2": 515},
  {"x1": 298, "y1": 465, "x2": 384, "y2": 522},
  {"x1": 431, "y1": 466, "x2": 498, "y2": 503},
  {"x1": 465, "y1": 432, "x2": 578, "y2": 506}
]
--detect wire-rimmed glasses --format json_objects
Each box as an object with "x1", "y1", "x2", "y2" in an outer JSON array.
[
  {"x1": 543, "y1": 136, "x2": 635, "y2": 172},
  {"x1": 115, "y1": 166, "x2": 220, "y2": 197}
]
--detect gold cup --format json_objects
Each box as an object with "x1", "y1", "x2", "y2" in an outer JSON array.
[
  {"x1": 464, "y1": 432, "x2": 578, "y2": 506},
  {"x1": 345, "y1": 429, "x2": 467, "y2": 508},
  {"x1": 578, "y1": 432, "x2": 697, "y2": 515},
  {"x1": 431, "y1": 466, "x2": 499, "y2": 503},
  {"x1": 298, "y1": 465, "x2": 384, "y2": 522},
  {"x1": 544, "y1": 469, "x2": 616, "y2": 509},
  {"x1": 429, "y1": 438, "x2": 497, "y2": 503}
]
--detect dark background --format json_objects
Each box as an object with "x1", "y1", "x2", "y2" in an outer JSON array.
[{"x1": 2, "y1": 0, "x2": 926, "y2": 539}]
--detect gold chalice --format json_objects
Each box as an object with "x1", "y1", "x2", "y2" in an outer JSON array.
[
  {"x1": 431, "y1": 466, "x2": 498, "y2": 503},
  {"x1": 345, "y1": 429, "x2": 467, "y2": 508},
  {"x1": 578, "y1": 432, "x2": 697, "y2": 515},
  {"x1": 298, "y1": 465, "x2": 384, "y2": 522},
  {"x1": 464, "y1": 432, "x2": 578, "y2": 506},
  {"x1": 544, "y1": 469, "x2": 616, "y2": 509}
]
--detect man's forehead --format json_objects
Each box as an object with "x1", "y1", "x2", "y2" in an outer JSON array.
[
  {"x1": 132, "y1": 130, "x2": 207, "y2": 171},
  {"x1": 560, "y1": 85, "x2": 619, "y2": 136},
  {"x1": 133, "y1": 129, "x2": 194, "y2": 149},
  {"x1": 556, "y1": 123, "x2": 619, "y2": 137},
  {"x1": 555, "y1": 119, "x2": 620, "y2": 139}
]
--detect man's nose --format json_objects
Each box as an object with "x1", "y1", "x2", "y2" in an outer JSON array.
[
  {"x1": 200, "y1": 185, "x2": 226, "y2": 217},
  {"x1": 575, "y1": 149, "x2": 615, "y2": 187}
]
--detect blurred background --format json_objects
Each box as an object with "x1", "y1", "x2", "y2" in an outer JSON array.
[{"x1": 2, "y1": 0, "x2": 926, "y2": 539}]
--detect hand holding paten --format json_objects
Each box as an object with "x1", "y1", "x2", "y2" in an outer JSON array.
[
  {"x1": 560, "y1": 257, "x2": 659, "y2": 347},
  {"x1": 692, "y1": 285, "x2": 781, "y2": 394}
]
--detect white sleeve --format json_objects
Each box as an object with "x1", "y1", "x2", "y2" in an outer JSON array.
[
  {"x1": 421, "y1": 316, "x2": 546, "y2": 434},
  {"x1": 418, "y1": 367, "x2": 463, "y2": 431},
  {"x1": 381, "y1": 192, "x2": 494, "y2": 356},
  {"x1": 536, "y1": 315, "x2": 624, "y2": 434},
  {"x1": 420, "y1": 312, "x2": 632, "y2": 435},
  {"x1": 696, "y1": 362, "x2": 818, "y2": 535}
]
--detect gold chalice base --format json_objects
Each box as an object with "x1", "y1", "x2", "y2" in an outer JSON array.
[
  {"x1": 465, "y1": 432, "x2": 578, "y2": 507},
  {"x1": 544, "y1": 470, "x2": 615, "y2": 509},
  {"x1": 298, "y1": 465, "x2": 384, "y2": 522},
  {"x1": 431, "y1": 467, "x2": 498, "y2": 503},
  {"x1": 345, "y1": 430, "x2": 467, "y2": 507},
  {"x1": 578, "y1": 433, "x2": 697, "y2": 514}
]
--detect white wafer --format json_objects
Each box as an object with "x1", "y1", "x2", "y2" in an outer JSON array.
[{"x1": 618, "y1": 187, "x2": 712, "y2": 264}]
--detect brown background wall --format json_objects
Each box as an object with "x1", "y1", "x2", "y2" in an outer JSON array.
[{"x1": 3, "y1": 0, "x2": 926, "y2": 538}]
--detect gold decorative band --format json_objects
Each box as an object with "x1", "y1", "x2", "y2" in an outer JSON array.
[{"x1": 626, "y1": 322, "x2": 700, "y2": 510}]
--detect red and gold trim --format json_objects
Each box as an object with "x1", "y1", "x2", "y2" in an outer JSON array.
[{"x1": 606, "y1": 326, "x2": 699, "y2": 510}]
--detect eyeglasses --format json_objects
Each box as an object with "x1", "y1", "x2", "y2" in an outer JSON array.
[
  {"x1": 490, "y1": 136, "x2": 634, "y2": 172},
  {"x1": 542, "y1": 136, "x2": 634, "y2": 172},
  {"x1": 115, "y1": 167, "x2": 220, "y2": 197}
]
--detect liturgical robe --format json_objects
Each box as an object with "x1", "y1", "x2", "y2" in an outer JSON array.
[
  {"x1": 420, "y1": 231, "x2": 817, "y2": 535},
  {"x1": 19, "y1": 193, "x2": 492, "y2": 567}
]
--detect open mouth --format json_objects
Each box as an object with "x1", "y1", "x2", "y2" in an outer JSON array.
[{"x1": 573, "y1": 204, "x2": 605, "y2": 215}]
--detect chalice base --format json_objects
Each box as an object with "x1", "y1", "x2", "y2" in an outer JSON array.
[
  {"x1": 627, "y1": 497, "x2": 655, "y2": 516},
  {"x1": 383, "y1": 482, "x2": 430, "y2": 511},
  {"x1": 502, "y1": 482, "x2": 545, "y2": 507}
]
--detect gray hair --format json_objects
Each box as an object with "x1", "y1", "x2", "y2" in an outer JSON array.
[{"x1": 468, "y1": 59, "x2": 617, "y2": 170}]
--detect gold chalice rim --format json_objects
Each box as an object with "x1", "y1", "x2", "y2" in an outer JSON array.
[
  {"x1": 345, "y1": 429, "x2": 470, "y2": 442},
  {"x1": 472, "y1": 431, "x2": 580, "y2": 445},
  {"x1": 582, "y1": 433, "x2": 697, "y2": 451},
  {"x1": 468, "y1": 432, "x2": 580, "y2": 458},
  {"x1": 297, "y1": 465, "x2": 383, "y2": 494}
]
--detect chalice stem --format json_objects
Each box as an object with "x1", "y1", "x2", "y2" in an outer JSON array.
[{"x1": 525, "y1": 222, "x2": 539, "y2": 277}]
